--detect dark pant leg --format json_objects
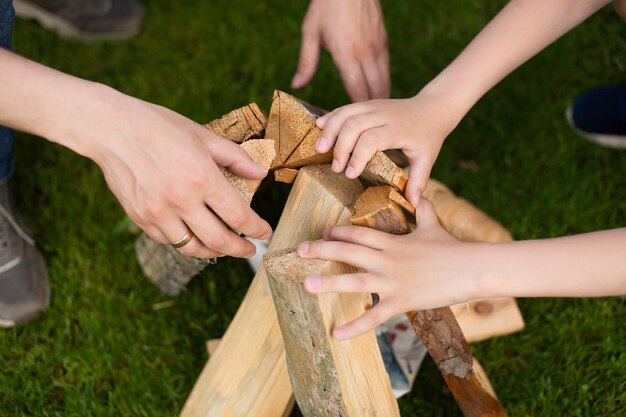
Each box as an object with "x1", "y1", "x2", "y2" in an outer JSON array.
[{"x1": 0, "y1": 0, "x2": 15, "y2": 181}]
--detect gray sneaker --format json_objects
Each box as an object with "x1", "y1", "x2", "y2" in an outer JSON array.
[
  {"x1": 0, "y1": 181, "x2": 49, "y2": 328},
  {"x1": 13, "y1": 0, "x2": 144, "y2": 41}
]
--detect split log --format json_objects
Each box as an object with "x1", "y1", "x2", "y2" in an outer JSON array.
[
  {"x1": 181, "y1": 165, "x2": 374, "y2": 417},
  {"x1": 266, "y1": 90, "x2": 333, "y2": 168},
  {"x1": 135, "y1": 139, "x2": 275, "y2": 295},
  {"x1": 221, "y1": 139, "x2": 276, "y2": 201},
  {"x1": 274, "y1": 167, "x2": 299, "y2": 184},
  {"x1": 264, "y1": 249, "x2": 399, "y2": 417},
  {"x1": 351, "y1": 187, "x2": 508, "y2": 417},
  {"x1": 205, "y1": 103, "x2": 266, "y2": 143},
  {"x1": 360, "y1": 151, "x2": 408, "y2": 192}
]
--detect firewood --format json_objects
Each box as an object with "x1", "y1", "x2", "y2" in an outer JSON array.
[
  {"x1": 264, "y1": 248, "x2": 399, "y2": 417},
  {"x1": 221, "y1": 139, "x2": 276, "y2": 201},
  {"x1": 273, "y1": 167, "x2": 299, "y2": 184},
  {"x1": 351, "y1": 190, "x2": 508, "y2": 417},
  {"x1": 360, "y1": 151, "x2": 408, "y2": 192},
  {"x1": 180, "y1": 165, "x2": 368, "y2": 417},
  {"x1": 266, "y1": 90, "x2": 333, "y2": 168},
  {"x1": 205, "y1": 103, "x2": 266, "y2": 143},
  {"x1": 423, "y1": 179, "x2": 513, "y2": 243}
]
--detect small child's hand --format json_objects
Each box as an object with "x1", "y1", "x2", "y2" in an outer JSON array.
[
  {"x1": 315, "y1": 91, "x2": 462, "y2": 206},
  {"x1": 297, "y1": 200, "x2": 484, "y2": 340}
]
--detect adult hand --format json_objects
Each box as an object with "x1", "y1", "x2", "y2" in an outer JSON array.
[
  {"x1": 297, "y1": 200, "x2": 485, "y2": 340},
  {"x1": 83, "y1": 90, "x2": 272, "y2": 259},
  {"x1": 292, "y1": 0, "x2": 390, "y2": 102}
]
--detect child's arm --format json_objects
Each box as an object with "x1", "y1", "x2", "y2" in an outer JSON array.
[
  {"x1": 0, "y1": 49, "x2": 271, "y2": 258},
  {"x1": 297, "y1": 202, "x2": 626, "y2": 340},
  {"x1": 315, "y1": 0, "x2": 612, "y2": 206}
]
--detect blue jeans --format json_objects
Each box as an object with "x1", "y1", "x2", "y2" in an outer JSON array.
[{"x1": 0, "y1": 0, "x2": 14, "y2": 181}]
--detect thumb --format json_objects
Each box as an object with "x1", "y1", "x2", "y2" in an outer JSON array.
[
  {"x1": 415, "y1": 198, "x2": 439, "y2": 229},
  {"x1": 405, "y1": 156, "x2": 431, "y2": 208},
  {"x1": 208, "y1": 138, "x2": 268, "y2": 180},
  {"x1": 292, "y1": 31, "x2": 321, "y2": 89}
]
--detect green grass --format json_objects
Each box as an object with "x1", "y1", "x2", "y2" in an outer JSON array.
[{"x1": 1, "y1": 0, "x2": 625, "y2": 415}]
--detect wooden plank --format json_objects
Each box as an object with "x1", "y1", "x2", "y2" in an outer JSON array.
[
  {"x1": 264, "y1": 249, "x2": 399, "y2": 416},
  {"x1": 136, "y1": 138, "x2": 275, "y2": 295},
  {"x1": 266, "y1": 90, "x2": 333, "y2": 168},
  {"x1": 351, "y1": 188, "x2": 508, "y2": 417},
  {"x1": 205, "y1": 103, "x2": 266, "y2": 143},
  {"x1": 274, "y1": 167, "x2": 299, "y2": 184},
  {"x1": 180, "y1": 165, "x2": 369, "y2": 417}
]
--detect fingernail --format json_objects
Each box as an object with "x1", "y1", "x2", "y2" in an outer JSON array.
[
  {"x1": 331, "y1": 159, "x2": 340, "y2": 172},
  {"x1": 245, "y1": 248, "x2": 256, "y2": 258},
  {"x1": 260, "y1": 230, "x2": 272, "y2": 241},
  {"x1": 323, "y1": 227, "x2": 330, "y2": 239},
  {"x1": 255, "y1": 162, "x2": 269, "y2": 172},
  {"x1": 316, "y1": 115, "x2": 327, "y2": 127},
  {"x1": 305, "y1": 276, "x2": 321, "y2": 290},
  {"x1": 298, "y1": 241, "x2": 310, "y2": 256},
  {"x1": 345, "y1": 166, "x2": 355, "y2": 178},
  {"x1": 316, "y1": 138, "x2": 327, "y2": 152},
  {"x1": 291, "y1": 73, "x2": 304, "y2": 88},
  {"x1": 333, "y1": 328, "x2": 347, "y2": 340}
]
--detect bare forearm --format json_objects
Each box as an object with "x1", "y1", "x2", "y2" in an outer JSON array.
[
  {"x1": 478, "y1": 228, "x2": 626, "y2": 298},
  {"x1": 423, "y1": 0, "x2": 611, "y2": 113},
  {"x1": 0, "y1": 48, "x2": 116, "y2": 158}
]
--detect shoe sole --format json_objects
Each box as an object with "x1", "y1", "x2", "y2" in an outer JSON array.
[
  {"x1": 13, "y1": 0, "x2": 141, "y2": 41},
  {"x1": 566, "y1": 107, "x2": 626, "y2": 150}
]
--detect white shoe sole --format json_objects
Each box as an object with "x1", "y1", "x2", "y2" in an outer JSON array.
[{"x1": 566, "y1": 107, "x2": 626, "y2": 150}]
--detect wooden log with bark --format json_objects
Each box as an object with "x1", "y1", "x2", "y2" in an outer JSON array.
[
  {"x1": 351, "y1": 186, "x2": 508, "y2": 417},
  {"x1": 264, "y1": 247, "x2": 399, "y2": 417}
]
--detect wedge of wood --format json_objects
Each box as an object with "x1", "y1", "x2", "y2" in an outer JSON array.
[{"x1": 266, "y1": 90, "x2": 333, "y2": 168}]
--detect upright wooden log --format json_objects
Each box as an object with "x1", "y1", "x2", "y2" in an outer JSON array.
[
  {"x1": 264, "y1": 249, "x2": 399, "y2": 417},
  {"x1": 266, "y1": 90, "x2": 333, "y2": 168},
  {"x1": 351, "y1": 187, "x2": 508, "y2": 417},
  {"x1": 181, "y1": 165, "x2": 376, "y2": 417}
]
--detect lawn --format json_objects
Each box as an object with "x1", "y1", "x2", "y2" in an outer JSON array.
[{"x1": 1, "y1": 0, "x2": 625, "y2": 415}]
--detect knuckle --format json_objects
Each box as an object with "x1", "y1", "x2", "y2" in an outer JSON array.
[{"x1": 227, "y1": 211, "x2": 248, "y2": 231}]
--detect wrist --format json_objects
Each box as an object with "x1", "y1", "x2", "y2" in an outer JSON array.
[
  {"x1": 463, "y1": 242, "x2": 506, "y2": 301},
  {"x1": 50, "y1": 82, "x2": 128, "y2": 163}
]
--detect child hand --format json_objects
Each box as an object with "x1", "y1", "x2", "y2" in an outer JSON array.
[
  {"x1": 315, "y1": 90, "x2": 463, "y2": 206},
  {"x1": 296, "y1": 200, "x2": 485, "y2": 340}
]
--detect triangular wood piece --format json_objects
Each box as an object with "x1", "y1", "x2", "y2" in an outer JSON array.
[
  {"x1": 205, "y1": 103, "x2": 266, "y2": 143},
  {"x1": 221, "y1": 139, "x2": 276, "y2": 202},
  {"x1": 361, "y1": 151, "x2": 408, "y2": 192},
  {"x1": 266, "y1": 90, "x2": 333, "y2": 168}
]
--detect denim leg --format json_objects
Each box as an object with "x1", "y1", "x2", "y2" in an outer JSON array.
[{"x1": 0, "y1": 0, "x2": 15, "y2": 181}]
